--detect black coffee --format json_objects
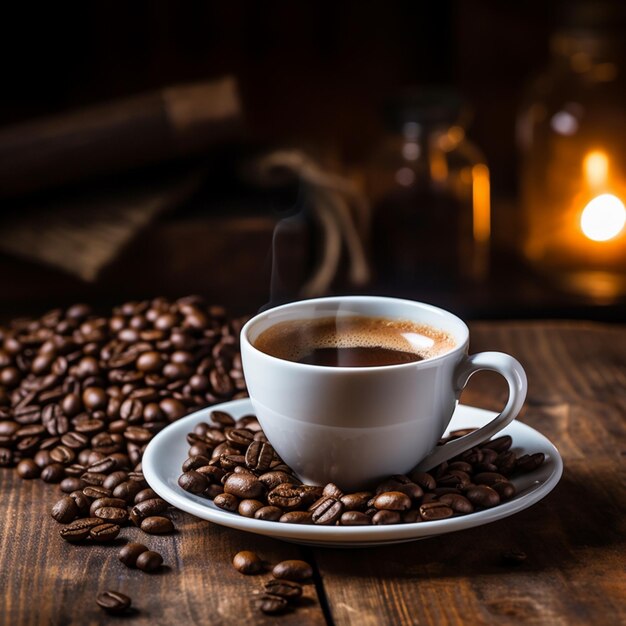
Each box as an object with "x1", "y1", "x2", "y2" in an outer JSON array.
[{"x1": 253, "y1": 315, "x2": 455, "y2": 367}]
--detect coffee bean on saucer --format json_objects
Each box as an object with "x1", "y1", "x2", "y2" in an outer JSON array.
[
  {"x1": 272, "y1": 559, "x2": 313, "y2": 582},
  {"x1": 178, "y1": 470, "x2": 209, "y2": 494},
  {"x1": 372, "y1": 510, "x2": 402, "y2": 525},
  {"x1": 238, "y1": 499, "x2": 264, "y2": 518},
  {"x1": 232, "y1": 550, "x2": 263, "y2": 574},
  {"x1": 438, "y1": 493, "x2": 474, "y2": 514},
  {"x1": 254, "y1": 506, "x2": 283, "y2": 521},
  {"x1": 492, "y1": 481, "x2": 516, "y2": 501},
  {"x1": 339, "y1": 492, "x2": 371, "y2": 511},
  {"x1": 279, "y1": 511, "x2": 313, "y2": 524},
  {"x1": 419, "y1": 502, "x2": 454, "y2": 521},
  {"x1": 223, "y1": 473, "x2": 265, "y2": 500},
  {"x1": 119, "y1": 543, "x2": 149, "y2": 567},
  {"x1": 245, "y1": 440, "x2": 274, "y2": 472},
  {"x1": 465, "y1": 485, "x2": 500, "y2": 508},
  {"x1": 214, "y1": 493, "x2": 239, "y2": 512},
  {"x1": 136, "y1": 550, "x2": 163, "y2": 572},
  {"x1": 96, "y1": 590, "x2": 131, "y2": 615},
  {"x1": 340, "y1": 511, "x2": 372, "y2": 525},
  {"x1": 309, "y1": 496, "x2": 343, "y2": 525},
  {"x1": 372, "y1": 491, "x2": 412, "y2": 511},
  {"x1": 515, "y1": 453, "x2": 545, "y2": 473}
]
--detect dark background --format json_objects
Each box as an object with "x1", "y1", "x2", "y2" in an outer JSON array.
[{"x1": 0, "y1": 0, "x2": 622, "y2": 320}]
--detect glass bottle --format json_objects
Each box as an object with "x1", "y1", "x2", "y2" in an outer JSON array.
[
  {"x1": 518, "y1": 2, "x2": 626, "y2": 299},
  {"x1": 369, "y1": 88, "x2": 490, "y2": 292}
]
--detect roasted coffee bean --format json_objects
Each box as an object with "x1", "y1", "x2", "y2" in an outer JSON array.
[
  {"x1": 254, "y1": 506, "x2": 283, "y2": 521},
  {"x1": 134, "y1": 488, "x2": 158, "y2": 504},
  {"x1": 272, "y1": 559, "x2": 312, "y2": 582},
  {"x1": 340, "y1": 511, "x2": 372, "y2": 525},
  {"x1": 182, "y1": 455, "x2": 211, "y2": 472},
  {"x1": 481, "y1": 435, "x2": 513, "y2": 453},
  {"x1": 102, "y1": 471, "x2": 129, "y2": 491},
  {"x1": 495, "y1": 450, "x2": 517, "y2": 475},
  {"x1": 83, "y1": 485, "x2": 112, "y2": 499},
  {"x1": 267, "y1": 484, "x2": 307, "y2": 511},
  {"x1": 220, "y1": 454, "x2": 246, "y2": 470},
  {"x1": 178, "y1": 470, "x2": 209, "y2": 494},
  {"x1": 50, "y1": 445, "x2": 75, "y2": 465},
  {"x1": 232, "y1": 550, "x2": 263, "y2": 574},
  {"x1": 408, "y1": 470, "x2": 437, "y2": 491},
  {"x1": 279, "y1": 511, "x2": 313, "y2": 524},
  {"x1": 378, "y1": 477, "x2": 424, "y2": 500},
  {"x1": 89, "y1": 497, "x2": 127, "y2": 517},
  {"x1": 69, "y1": 490, "x2": 91, "y2": 514},
  {"x1": 225, "y1": 428, "x2": 254, "y2": 449},
  {"x1": 59, "y1": 517, "x2": 102, "y2": 542},
  {"x1": 465, "y1": 485, "x2": 501, "y2": 508},
  {"x1": 141, "y1": 516, "x2": 174, "y2": 534},
  {"x1": 87, "y1": 457, "x2": 117, "y2": 474},
  {"x1": 213, "y1": 492, "x2": 240, "y2": 511},
  {"x1": 339, "y1": 491, "x2": 372, "y2": 511},
  {"x1": 119, "y1": 543, "x2": 149, "y2": 567},
  {"x1": 90, "y1": 523, "x2": 121, "y2": 542},
  {"x1": 373, "y1": 491, "x2": 412, "y2": 511},
  {"x1": 258, "y1": 470, "x2": 295, "y2": 491},
  {"x1": 136, "y1": 550, "x2": 163, "y2": 572},
  {"x1": 238, "y1": 499, "x2": 264, "y2": 518},
  {"x1": 372, "y1": 510, "x2": 402, "y2": 525},
  {"x1": 41, "y1": 463, "x2": 65, "y2": 483},
  {"x1": 16, "y1": 458, "x2": 40, "y2": 479},
  {"x1": 419, "y1": 501, "x2": 454, "y2": 521},
  {"x1": 515, "y1": 453, "x2": 545, "y2": 473},
  {"x1": 223, "y1": 473, "x2": 265, "y2": 500},
  {"x1": 51, "y1": 496, "x2": 79, "y2": 523},
  {"x1": 113, "y1": 480, "x2": 143, "y2": 502},
  {"x1": 257, "y1": 594, "x2": 288, "y2": 615},
  {"x1": 60, "y1": 477, "x2": 85, "y2": 493},
  {"x1": 244, "y1": 441, "x2": 273, "y2": 473},
  {"x1": 81, "y1": 472, "x2": 107, "y2": 486},
  {"x1": 60, "y1": 432, "x2": 89, "y2": 450},
  {"x1": 481, "y1": 448, "x2": 499, "y2": 464},
  {"x1": 264, "y1": 579, "x2": 303, "y2": 600},
  {"x1": 447, "y1": 461, "x2": 473, "y2": 473},
  {"x1": 196, "y1": 465, "x2": 226, "y2": 484},
  {"x1": 309, "y1": 496, "x2": 344, "y2": 525},
  {"x1": 210, "y1": 410, "x2": 236, "y2": 427},
  {"x1": 64, "y1": 463, "x2": 86, "y2": 477},
  {"x1": 96, "y1": 590, "x2": 131, "y2": 615},
  {"x1": 492, "y1": 481, "x2": 516, "y2": 500},
  {"x1": 94, "y1": 506, "x2": 128, "y2": 524},
  {"x1": 131, "y1": 498, "x2": 168, "y2": 520},
  {"x1": 474, "y1": 472, "x2": 508, "y2": 486},
  {"x1": 438, "y1": 493, "x2": 474, "y2": 514}
]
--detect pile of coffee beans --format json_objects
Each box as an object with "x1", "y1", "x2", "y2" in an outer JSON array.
[
  {"x1": 231, "y1": 552, "x2": 311, "y2": 615},
  {"x1": 0, "y1": 298, "x2": 247, "y2": 615},
  {"x1": 179, "y1": 414, "x2": 545, "y2": 525}
]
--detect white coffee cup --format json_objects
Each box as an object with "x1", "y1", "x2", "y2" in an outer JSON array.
[{"x1": 240, "y1": 296, "x2": 527, "y2": 490}]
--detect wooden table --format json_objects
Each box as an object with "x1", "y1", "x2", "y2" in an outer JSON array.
[{"x1": 1, "y1": 321, "x2": 625, "y2": 626}]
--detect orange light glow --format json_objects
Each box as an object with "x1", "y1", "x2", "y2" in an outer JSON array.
[
  {"x1": 583, "y1": 151, "x2": 609, "y2": 188},
  {"x1": 580, "y1": 194, "x2": 626, "y2": 242},
  {"x1": 472, "y1": 164, "x2": 490, "y2": 243}
]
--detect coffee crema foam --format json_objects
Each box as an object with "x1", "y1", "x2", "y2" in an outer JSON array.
[{"x1": 254, "y1": 315, "x2": 456, "y2": 364}]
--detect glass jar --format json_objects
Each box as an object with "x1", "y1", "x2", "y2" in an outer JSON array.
[
  {"x1": 369, "y1": 88, "x2": 490, "y2": 291},
  {"x1": 518, "y1": 2, "x2": 626, "y2": 299}
]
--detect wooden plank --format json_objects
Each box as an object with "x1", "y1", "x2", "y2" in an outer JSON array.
[
  {"x1": 313, "y1": 322, "x2": 626, "y2": 626},
  {"x1": 0, "y1": 471, "x2": 327, "y2": 626}
]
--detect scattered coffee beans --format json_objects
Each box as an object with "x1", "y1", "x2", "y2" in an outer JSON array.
[
  {"x1": 136, "y1": 550, "x2": 163, "y2": 572},
  {"x1": 232, "y1": 550, "x2": 263, "y2": 575},
  {"x1": 118, "y1": 543, "x2": 149, "y2": 567},
  {"x1": 96, "y1": 590, "x2": 132, "y2": 615},
  {"x1": 272, "y1": 560, "x2": 313, "y2": 582}
]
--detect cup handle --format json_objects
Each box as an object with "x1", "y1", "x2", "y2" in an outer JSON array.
[{"x1": 414, "y1": 351, "x2": 528, "y2": 472}]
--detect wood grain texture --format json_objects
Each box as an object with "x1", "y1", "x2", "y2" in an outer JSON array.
[
  {"x1": 314, "y1": 322, "x2": 626, "y2": 626},
  {"x1": 1, "y1": 322, "x2": 625, "y2": 625}
]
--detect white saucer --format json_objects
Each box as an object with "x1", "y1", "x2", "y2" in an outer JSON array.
[{"x1": 142, "y1": 398, "x2": 563, "y2": 547}]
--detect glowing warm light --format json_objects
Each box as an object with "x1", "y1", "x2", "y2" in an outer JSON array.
[
  {"x1": 580, "y1": 194, "x2": 626, "y2": 241},
  {"x1": 472, "y1": 164, "x2": 491, "y2": 243},
  {"x1": 550, "y1": 111, "x2": 578, "y2": 136},
  {"x1": 583, "y1": 151, "x2": 609, "y2": 187}
]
